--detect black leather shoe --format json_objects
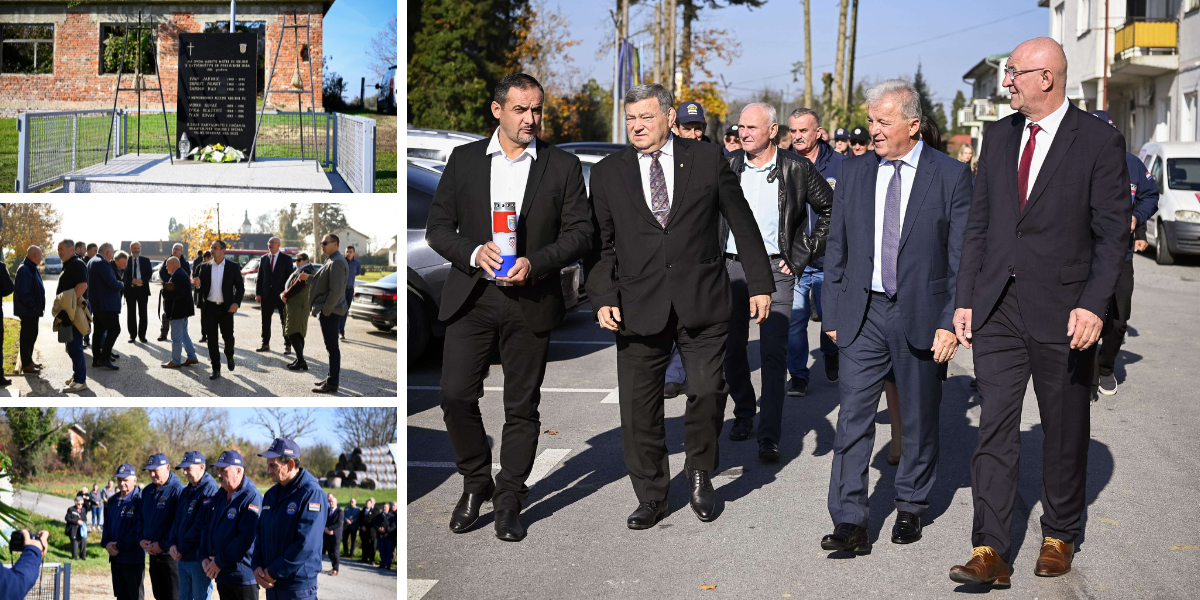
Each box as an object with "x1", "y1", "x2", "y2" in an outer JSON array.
[
  {"x1": 287, "y1": 361, "x2": 309, "y2": 371},
  {"x1": 663, "y1": 381, "x2": 685, "y2": 399},
  {"x1": 110, "y1": 351, "x2": 119, "y2": 359},
  {"x1": 448, "y1": 487, "x2": 493, "y2": 533},
  {"x1": 821, "y1": 523, "x2": 870, "y2": 553},
  {"x1": 0, "y1": 377, "x2": 12, "y2": 386},
  {"x1": 209, "y1": 369, "x2": 221, "y2": 380},
  {"x1": 493, "y1": 510, "x2": 525, "y2": 542},
  {"x1": 891, "y1": 511, "x2": 922, "y2": 544},
  {"x1": 227, "y1": 355, "x2": 235, "y2": 371},
  {"x1": 156, "y1": 335, "x2": 168, "y2": 342},
  {"x1": 825, "y1": 354, "x2": 840, "y2": 383},
  {"x1": 626, "y1": 501, "x2": 668, "y2": 530},
  {"x1": 728, "y1": 417, "x2": 751, "y2": 441},
  {"x1": 100, "y1": 360, "x2": 119, "y2": 371},
  {"x1": 686, "y1": 466, "x2": 717, "y2": 522},
  {"x1": 139, "y1": 337, "x2": 148, "y2": 343},
  {"x1": 313, "y1": 381, "x2": 339, "y2": 394},
  {"x1": 758, "y1": 439, "x2": 780, "y2": 462},
  {"x1": 787, "y1": 377, "x2": 808, "y2": 397}
]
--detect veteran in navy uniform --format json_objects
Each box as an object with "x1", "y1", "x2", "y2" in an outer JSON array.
[
  {"x1": 167, "y1": 451, "x2": 221, "y2": 600},
  {"x1": 140, "y1": 454, "x2": 184, "y2": 600},
  {"x1": 102, "y1": 463, "x2": 146, "y2": 600},
  {"x1": 200, "y1": 450, "x2": 263, "y2": 600},
  {"x1": 252, "y1": 438, "x2": 327, "y2": 600}
]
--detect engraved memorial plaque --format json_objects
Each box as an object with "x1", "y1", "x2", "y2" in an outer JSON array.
[{"x1": 176, "y1": 32, "x2": 257, "y2": 158}]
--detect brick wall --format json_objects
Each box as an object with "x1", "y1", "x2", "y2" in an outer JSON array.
[{"x1": 0, "y1": 2, "x2": 324, "y2": 117}]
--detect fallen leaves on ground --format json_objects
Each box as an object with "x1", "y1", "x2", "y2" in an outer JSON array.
[
  {"x1": 700, "y1": 585, "x2": 716, "y2": 590},
  {"x1": 542, "y1": 430, "x2": 558, "y2": 435},
  {"x1": 1170, "y1": 544, "x2": 1198, "y2": 550}
]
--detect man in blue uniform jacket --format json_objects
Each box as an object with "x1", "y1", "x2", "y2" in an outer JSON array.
[
  {"x1": 102, "y1": 463, "x2": 146, "y2": 600},
  {"x1": 200, "y1": 450, "x2": 263, "y2": 600},
  {"x1": 1, "y1": 530, "x2": 50, "y2": 600},
  {"x1": 140, "y1": 453, "x2": 184, "y2": 600},
  {"x1": 252, "y1": 438, "x2": 327, "y2": 600},
  {"x1": 167, "y1": 451, "x2": 221, "y2": 600}
]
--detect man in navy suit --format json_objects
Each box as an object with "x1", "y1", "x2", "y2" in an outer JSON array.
[
  {"x1": 123, "y1": 242, "x2": 154, "y2": 343},
  {"x1": 88, "y1": 243, "x2": 125, "y2": 371},
  {"x1": 820, "y1": 79, "x2": 973, "y2": 553},
  {"x1": 254, "y1": 236, "x2": 295, "y2": 354}
]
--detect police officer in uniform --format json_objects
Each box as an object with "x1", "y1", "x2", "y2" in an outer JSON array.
[
  {"x1": 200, "y1": 451, "x2": 262, "y2": 600},
  {"x1": 140, "y1": 454, "x2": 184, "y2": 600},
  {"x1": 167, "y1": 451, "x2": 220, "y2": 600},
  {"x1": 253, "y1": 439, "x2": 326, "y2": 600},
  {"x1": 356, "y1": 498, "x2": 376, "y2": 564},
  {"x1": 102, "y1": 463, "x2": 146, "y2": 600}
]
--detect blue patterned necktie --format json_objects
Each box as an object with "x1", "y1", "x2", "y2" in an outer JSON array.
[
  {"x1": 648, "y1": 150, "x2": 669, "y2": 226},
  {"x1": 881, "y1": 160, "x2": 903, "y2": 298}
]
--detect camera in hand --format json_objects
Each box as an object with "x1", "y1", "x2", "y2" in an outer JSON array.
[{"x1": 9, "y1": 528, "x2": 28, "y2": 553}]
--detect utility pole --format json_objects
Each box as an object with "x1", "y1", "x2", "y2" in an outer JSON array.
[
  {"x1": 802, "y1": 0, "x2": 813, "y2": 109},
  {"x1": 844, "y1": 0, "x2": 858, "y2": 114},
  {"x1": 312, "y1": 204, "x2": 320, "y2": 261},
  {"x1": 620, "y1": 0, "x2": 630, "y2": 143},
  {"x1": 611, "y1": 4, "x2": 621, "y2": 143},
  {"x1": 831, "y1": 0, "x2": 849, "y2": 122},
  {"x1": 1102, "y1": 0, "x2": 1109, "y2": 111},
  {"x1": 653, "y1": 1, "x2": 662, "y2": 84},
  {"x1": 666, "y1": 0, "x2": 677, "y2": 98}
]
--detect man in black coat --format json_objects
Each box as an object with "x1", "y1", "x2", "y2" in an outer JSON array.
[
  {"x1": 371, "y1": 502, "x2": 396, "y2": 570},
  {"x1": 322, "y1": 494, "x2": 343, "y2": 575},
  {"x1": 426, "y1": 73, "x2": 592, "y2": 542},
  {"x1": 254, "y1": 236, "x2": 295, "y2": 354},
  {"x1": 193, "y1": 240, "x2": 245, "y2": 380},
  {"x1": 585, "y1": 83, "x2": 774, "y2": 530},
  {"x1": 160, "y1": 257, "x2": 199, "y2": 368},
  {"x1": 356, "y1": 498, "x2": 376, "y2": 564},
  {"x1": 949, "y1": 38, "x2": 1130, "y2": 587},
  {"x1": 156, "y1": 243, "x2": 187, "y2": 342},
  {"x1": 123, "y1": 242, "x2": 154, "y2": 343}
]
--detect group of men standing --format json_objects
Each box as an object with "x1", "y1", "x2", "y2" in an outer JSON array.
[
  {"x1": 322, "y1": 496, "x2": 398, "y2": 574},
  {"x1": 427, "y1": 34, "x2": 1138, "y2": 589},
  {"x1": 98, "y1": 439, "x2": 342, "y2": 600},
  {"x1": 9, "y1": 232, "x2": 354, "y2": 394}
]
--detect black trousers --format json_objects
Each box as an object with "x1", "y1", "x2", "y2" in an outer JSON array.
[
  {"x1": 215, "y1": 583, "x2": 256, "y2": 600},
  {"x1": 360, "y1": 532, "x2": 376, "y2": 563},
  {"x1": 828, "y1": 292, "x2": 943, "y2": 526},
  {"x1": 1096, "y1": 259, "x2": 1134, "y2": 378},
  {"x1": 111, "y1": 561, "x2": 145, "y2": 600},
  {"x1": 725, "y1": 257, "x2": 795, "y2": 443},
  {"x1": 440, "y1": 282, "x2": 550, "y2": 512},
  {"x1": 126, "y1": 294, "x2": 149, "y2": 340},
  {"x1": 93, "y1": 311, "x2": 121, "y2": 362},
  {"x1": 342, "y1": 527, "x2": 357, "y2": 556},
  {"x1": 617, "y1": 307, "x2": 728, "y2": 503},
  {"x1": 261, "y1": 296, "x2": 288, "y2": 345},
  {"x1": 323, "y1": 534, "x2": 340, "y2": 570},
  {"x1": 289, "y1": 333, "x2": 306, "y2": 363},
  {"x1": 201, "y1": 302, "x2": 236, "y2": 369},
  {"x1": 970, "y1": 279, "x2": 1094, "y2": 560},
  {"x1": 69, "y1": 535, "x2": 86, "y2": 559},
  {"x1": 148, "y1": 553, "x2": 179, "y2": 600},
  {"x1": 319, "y1": 314, "x2": 341, "y2": 385},
  {"x1": 20, "y1": 315, "x2": 38, "y2": 366}
]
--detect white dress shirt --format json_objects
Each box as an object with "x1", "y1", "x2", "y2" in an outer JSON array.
[
  {"x1": 207, "y1": 259, "x2": 225, "y2": 304},
  {"x1": 470, "y1": 128, "x2": 538, "y2": 276},
  {"x1": 1019, "y1": 98, "x2": 1069, "y2": 201},
  {"x1": 637, "y1": 134, "x2": 676, "y2": 216},
  {"x1": 872, "y1": 138, "x2": 925, "y2": 293}
]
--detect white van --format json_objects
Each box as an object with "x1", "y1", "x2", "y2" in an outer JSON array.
[{"x1": 1137, "y1": 142, "x2": 1200, "y2": 264}]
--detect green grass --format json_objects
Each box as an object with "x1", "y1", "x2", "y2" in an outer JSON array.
[
  {"x1": 0, "y1": 508, "x2": 113, "y2": 573},
  {"x1": 323, "y1": 487, "x2": 397, "y2": 505},
  {"x1": 356, "y1": 270, "x2": 396, "y2": 284},
  {"x1": 3, "y1": 317, "x2": 17, "y2": 374},
  {"x1": 2, "y1": 118, "x2": 18, "y2": 192},
  {"x1": 376, "y1": 151, "x2": 397, "y2": 193}
]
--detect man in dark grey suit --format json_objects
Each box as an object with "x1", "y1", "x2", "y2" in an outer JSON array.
[
  {"x1": 308, "y1": 233, "x2": 348, "y2": 394},
  {"x1": 820, "y1": 79, "x2": 973, "y2": 553}
]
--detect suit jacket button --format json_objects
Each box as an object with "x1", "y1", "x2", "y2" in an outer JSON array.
[
  {"x1": 666, "y1": 263, "x2": 672, "y2": 268},
  {"x1": 1016, "y1": 231, "x2": 1022, "y2": 238}
]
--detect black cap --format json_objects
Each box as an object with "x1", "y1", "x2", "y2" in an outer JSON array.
[
  {"x1": 676, "y1": 101, "x2": 707, "y2": 124},
  {"x1": 849, "y1": 126, "x2": 869, "y2": 143},
  {"x1": 725, "y1": 125, "x2": 740, "y2": 138}
]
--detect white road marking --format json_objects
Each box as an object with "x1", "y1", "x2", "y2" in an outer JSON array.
[
  {"x1": 407, "y1": 579, "x2": 438, "y2": 599},
  {"x1": 601, "y1": 388, "x2": 620, "y2": 404},
  {"x1": 408, "y1": 386, "x2": 612, "y2": 393},
  {"x1": 408, "y1": 449, "x2": 570, "y2": 486}
]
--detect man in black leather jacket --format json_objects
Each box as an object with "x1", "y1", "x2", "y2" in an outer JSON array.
[{"x1": 719, "y1": 102, "x2": 833, "y2": 460}]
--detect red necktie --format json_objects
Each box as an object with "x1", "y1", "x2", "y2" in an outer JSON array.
[
  {"x1": 1017, "y1": 123, "x2": 1042, "y2": 212},
  {"x1": 271, "y1": 254, "x2": 276, "y2": 271}
]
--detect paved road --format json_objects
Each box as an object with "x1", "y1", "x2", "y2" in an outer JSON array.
[
  {"x1": 11, "y1": 274, "x2": 397, "y2": 397},
  {"x1": 406, "y1": 252, "x2": 1200, "y2": 599}
]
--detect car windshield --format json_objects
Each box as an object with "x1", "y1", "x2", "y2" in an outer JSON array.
[
  {"x1": 46, "y1": 256, "x2": 61, "y2": 264},
  {"x1": 1167, "y1": 158, "x2": 1200, "y2": 191}
]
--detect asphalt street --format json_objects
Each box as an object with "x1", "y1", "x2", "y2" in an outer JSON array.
[
  {"x1": 406, "y1": 252, "x2": 1200, "y2": 599},
  {"x1": 8, "y1": 274, "x2": 397, "y2": 397}
]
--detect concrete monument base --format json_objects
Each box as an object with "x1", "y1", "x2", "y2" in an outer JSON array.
[{"x1": 62, "y1": 154, "x2": 332, "y2": 193}]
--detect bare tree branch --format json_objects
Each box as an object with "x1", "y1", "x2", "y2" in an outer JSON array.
[
  {"x1": 245, "y1": 408, "x2": 320, "y2": 441},
  {"x1": 366, "y1": 15, "x2": 397, "y2": 80},
  {"x1": 334, "y1": 407, "x2": 397, "y2": 452}
]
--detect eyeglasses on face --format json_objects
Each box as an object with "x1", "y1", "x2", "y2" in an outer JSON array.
[{"x1": 1003, "y1": 65, "x2": 1045, "y2": 80}]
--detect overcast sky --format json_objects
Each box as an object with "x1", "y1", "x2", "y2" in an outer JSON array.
[{"x1": 44, "y1": 200, "x2": 397, "y2": 251}]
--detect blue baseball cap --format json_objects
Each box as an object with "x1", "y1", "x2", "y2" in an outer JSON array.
[
  {"x1": 1090, "y1": 110, "x2": 1114, "y2": 126},
  {"x1": 258, "y1": 438, "x2": 301, "y2": 460},
  {"x1": 212, "y1": 450, "x2": 245, "y2": 468},
  {"x1": 113, "y1": 463, "x2": 137, "y2": 479},
  {"x1": 175, "y1": 451, "x2": 206, "y2": 469},
  {"x1": 676, "y1": 101, "x2": 707, "y2": 124},
  {"x1": 834, "y1": 127, "x2": 849, "y2": 140},
  {"x1": 143, "y1": 453, "x2": 171, "y2": 470}
]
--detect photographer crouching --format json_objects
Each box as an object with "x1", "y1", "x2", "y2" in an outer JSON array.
[{"x1": 2, "y1": 529, "x2": 51, "y2": 600}]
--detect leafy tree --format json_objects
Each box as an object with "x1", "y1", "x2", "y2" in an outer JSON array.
[
  {"x1": 296, "y1": 204, "x2": 349, "y2": 255},
  {"x1": 407, "y1": 0, "x2": 528, "y2": 134},
  {"x1": 305, "y1": 442, "x2": 338, "y2": 477},
  {"x1": 542, "y1": 79, "x2": 612, "y2": 144},
  {"x1": 913, "y1": 62, "x2": 948, "y2": 136},
  {"x1": 951, "y1": 89, "x2": 968, "y2": 136},
  {"x1": 322, "y1": 55, "x2": 348, "y2": 111},
  {"x1": 67, "y1": 408, "x2": 153, "y2": 475},
  {"x1": 0, "y1": 203, "x2": 63, "y2": 272},
  {"x1": 102, "y1": 28, "x2": 156, "y2": 75},
  {"x1": 280, "y1": 205, "x2": 304, "y2": 248},
  {"x1": 2, "y1": 408, "x2": 58, "y2": 478},
  {"x1": 179, "y1": 207, "x2": 242, "y2": 259},
  {"x1": 56, "y1": 434, "x2": 74, "y2": 466}
]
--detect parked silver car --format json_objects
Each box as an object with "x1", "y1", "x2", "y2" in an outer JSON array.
[{"x1": 407, "y1": 161, "x2": 586, "y2": 363}]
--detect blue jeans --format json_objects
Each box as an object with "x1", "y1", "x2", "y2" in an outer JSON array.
[
  {"x1": 66, "y1": 330, "x2": 86, "y2": 384},
  {"x1": 339, "y1": 288, "x2": 354, "y2": 335},
  {"x1": 92, "y1": 506, "x2": 101, "y2": 525},
  {"x1": 320, "y1": 313, "x2": 341, "y2": 385},
  {"x1": 178, "y1": 560, "x2": 213, "y2": 600},
  {"x1": 788, "y1": 266, "x2": 838, "y2": 379},
  {"x1": 170, "y1": 318, "x2": 197, "y2": 364},
  {"x1": 664, "y1": 345, "x2": 686, "y2": 384}
]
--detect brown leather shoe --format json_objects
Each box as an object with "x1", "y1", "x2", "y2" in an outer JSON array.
[
  {"x1": 1034, "y1": 537, "x2": 1073, "y2": 577},
  {"x1": 22, "y1": 364, "x2": 42, "y2": 374},
  {"x1": 161, "y1": 361, "x2": 182, "y2": 369},
  {"x1": 949, "y1": 546, "x2": 1011, "y2": 588},
  {"x1": 182, "y1": 358, "x2": 200, "y2": 366}
]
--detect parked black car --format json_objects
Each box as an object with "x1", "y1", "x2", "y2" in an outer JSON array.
[{"x1": 350, "y1": 272, "x2": 398, "y2": 331}]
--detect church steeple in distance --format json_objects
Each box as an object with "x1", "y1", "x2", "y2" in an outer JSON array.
[{"x1": 242, "y1": 209, "x2": 252, "y2": 234}]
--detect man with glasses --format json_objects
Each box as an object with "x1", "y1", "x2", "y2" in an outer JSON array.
[
  {"x1": 308, "y1": 234, "x2": 349, "y2": 394},
  {"x1": 848, "y1": 126, "x2": 869, "y2": 156}
]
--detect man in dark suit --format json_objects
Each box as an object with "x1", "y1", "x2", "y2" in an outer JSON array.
[
  {"x1": 88, "y1": 243, "x2": 123, "y2": 370},
  {"x1": 819, "y1": 79, "x2": 973, "y2": 554},
  {"x1": 123, "y1": 242, "x2": 153, "y2": 343},
  {"x1": 949, "y1": 38, "x2": 1130, "y2": 587},
  {"x1": 426, "y1": 73, "x2": 592, "y2": 542},
  {"x1": 322, "y1": 494, "x2": 343, "y2": 575},
  {"x1": 586, "y1": 83, "x2": 774, "y2": 530},
  {"x1": 14, "y1": 245, "x2": 46, "y2": 376},
  {"x1": 193, "y1": 240, "x2": 245, "y2": 380},
  {"x1": 254, "y1": 236, "x2": 295, "y2": 354}
]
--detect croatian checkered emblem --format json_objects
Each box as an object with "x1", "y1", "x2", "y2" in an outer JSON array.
[{"x1": 508, "y1": 237, "x2": 516, "y2": 249}]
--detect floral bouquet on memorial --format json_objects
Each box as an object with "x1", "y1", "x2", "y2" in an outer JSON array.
[{"x1": 186, "y1": 143, "x2": 247, "y2": 163}]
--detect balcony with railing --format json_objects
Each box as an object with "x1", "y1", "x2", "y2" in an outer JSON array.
[{"x1": 1111, "y1": 19, "x2": 1178, "y2": 80}]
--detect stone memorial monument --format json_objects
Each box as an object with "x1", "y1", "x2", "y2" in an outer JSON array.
[{"x1": 175, "y1": 32, "x2": 258, "y2": 159}]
